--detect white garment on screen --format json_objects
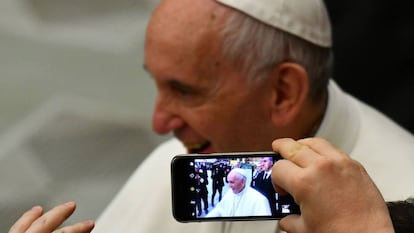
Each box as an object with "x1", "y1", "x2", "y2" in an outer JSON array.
[{"x1": 206, "y1": 186, "x2": 271, "y2": 217}]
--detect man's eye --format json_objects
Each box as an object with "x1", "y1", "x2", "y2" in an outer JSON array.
[{"x1": 169, "y1": 81, "x2": 195, "y2": 96}]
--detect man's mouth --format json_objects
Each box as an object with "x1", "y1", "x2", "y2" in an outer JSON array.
[{"x1": 185, "y1": 141, "x2": 211, "y2": 153}]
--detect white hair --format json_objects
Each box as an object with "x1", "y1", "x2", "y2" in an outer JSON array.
[{"x1": 220, "y1": 9, "x2": 333, "y2": 102}]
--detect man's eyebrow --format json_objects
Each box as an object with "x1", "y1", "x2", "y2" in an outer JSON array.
[{"x1": 141, "y1": 65, "x2": 197, "y2": 92}]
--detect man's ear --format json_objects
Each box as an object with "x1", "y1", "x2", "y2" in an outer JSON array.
[{"x1": 269, "y1": 62, "x2": 309, "y2": 126}]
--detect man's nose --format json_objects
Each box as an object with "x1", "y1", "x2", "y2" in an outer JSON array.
[{"x1": 152, "y1": 98, "x2": 184, "y2": 135}]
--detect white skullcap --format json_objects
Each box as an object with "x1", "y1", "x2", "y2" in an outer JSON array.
[
  {"x1": 229, "y1": 168, "x2": 248, "y2": 179},
  {"x1": 216, "y1": 0, "x2": 332, "y2": 48}
]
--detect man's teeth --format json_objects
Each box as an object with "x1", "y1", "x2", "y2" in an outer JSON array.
[
  {"x1": 186, "y1": 143, "x2": 206, "y2": 150},
  {"x1": 186, "y1": 142, "x2": 210, "y2": 153}
]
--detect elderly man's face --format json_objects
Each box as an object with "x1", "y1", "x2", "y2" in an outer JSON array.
[
  {"x1": 144, "y1": 0, "x2": 277, "y2": 153},
  {"x1": 227, "y1": 172, "x2": 245, "y2": 194}
]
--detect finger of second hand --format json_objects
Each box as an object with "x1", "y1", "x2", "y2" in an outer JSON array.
[
  {"x1": 9, "y1": 206, "x2": 43, "y2": 233},
  {"x1": 26, "y1": 202, "x2": 76, "y2": 233},
  {"x1": 52, "y1": 220, "x2": 95, "y2": 233}
]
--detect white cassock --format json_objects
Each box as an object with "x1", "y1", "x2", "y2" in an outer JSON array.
[
  {"x1": 207, "y1": 186, "x2": 271, "y2": 217},
  {"x1": 93, "y1": 81, "x2": 414, "y2": 233}
]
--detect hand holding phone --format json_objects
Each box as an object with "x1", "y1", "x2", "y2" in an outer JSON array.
[{"x1": 170, "y1": 152, "x2": 300, "y2": 222}]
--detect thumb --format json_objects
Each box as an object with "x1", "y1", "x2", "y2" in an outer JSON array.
[{"x1": 279, "y1": 214, "x2": 303, "y2": 233}]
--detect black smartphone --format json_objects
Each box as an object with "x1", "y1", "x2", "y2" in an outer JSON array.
[{"x1": 171, "y1": 151, "x2": 300, "y2": 222}]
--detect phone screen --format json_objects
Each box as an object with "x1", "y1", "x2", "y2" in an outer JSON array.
[{"x1": 171, "y1": 152, "x2": 300, "y2": 222}]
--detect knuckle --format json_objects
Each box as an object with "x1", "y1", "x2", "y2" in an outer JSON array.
[
  {"x1": 33, "y1": 216, "x2": 49, "y2": 226},
  {"x1": 315, "y1": 157, "x2": 335, "y2": 171},
  {"x1": 287, "y1": 144, "x2": 307, "y2": 160}
]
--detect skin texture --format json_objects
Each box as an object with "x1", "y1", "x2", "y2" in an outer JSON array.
[
  {"x1": 8, "y1": 202, "x2": 94, "y2": 233},
  {"x1": 271, "y1": 137, "x2": 395, "y2": 233},
  {"x1": 144, "y1": 0, "x2": 326, "y2": 153}
]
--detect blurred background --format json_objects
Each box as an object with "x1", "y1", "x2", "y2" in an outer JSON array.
[
  {"x1": 0, "y1": 0, "x2": 168, "y2": 229},
  {"x1": 325, "y1": 0, "x2": 414, "y2": 134},
  {"x1": 1, "y1": 0, "x2": 413, "y2": 230}
]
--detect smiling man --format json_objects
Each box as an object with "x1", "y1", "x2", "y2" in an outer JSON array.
[
  {"x1": 144, "y1": 0, "x2": 326, "y2": 154},
  {"x1": 91, "y1": 0, "x2": 414, "y2": 233}
]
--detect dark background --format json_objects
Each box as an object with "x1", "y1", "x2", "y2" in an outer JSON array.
[{"x1": 324, "y1": 0, "x2": 414, "y2": 133}]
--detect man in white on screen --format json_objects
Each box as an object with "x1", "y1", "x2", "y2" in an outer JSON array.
[{"x1": 206, "y1": 168, "x2": 271, "y2": 217}]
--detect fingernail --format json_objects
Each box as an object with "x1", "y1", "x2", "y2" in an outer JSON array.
[
  {"x1": 64, "y1": 201, "x2": 76, "y2": 207},
  {"x1": 31, "y1": 205, "x2": 42, "y2": 212},
  {"x1": 83, "y1": 220, "x2": 95, "y2": 227}
]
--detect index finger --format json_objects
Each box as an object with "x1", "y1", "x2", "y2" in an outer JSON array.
[
  {"x1": 272, "y1": 138, "x2": 320, "y2": 167},
  {"x1": 52, "y1": 220, "x2": 95, "y2": 233},
  {"x1": 26, "y1": 202, "x2": 77, "y2": 233},
  {"x1": 298, "y1": 137, "x2": 348, "y2": 159}
]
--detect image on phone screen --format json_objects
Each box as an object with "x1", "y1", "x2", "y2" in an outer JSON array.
[{"x1": 171, "y1": 152, "x2": 300, "y2": 222}]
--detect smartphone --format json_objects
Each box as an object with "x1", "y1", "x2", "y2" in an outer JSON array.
[{"x1": 171, "y1": 151, "x2": 300, "y2": 222}]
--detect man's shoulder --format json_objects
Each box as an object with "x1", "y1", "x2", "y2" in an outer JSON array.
[
  {"x1": 149, "y1": 137, "x2": 186, "y2": 157},
  {"x1": 355, "y1": 98, "x2": 414, "y2": 148},
  {"x1": 129, "y1": 137, "x2": 185, "y2": 178},
  {"x1": 321, "y1": 80, "x2": 414, "y2": 153},
  {"x1": 247, "y1": 187, "x2": 268, "y2": 199}
]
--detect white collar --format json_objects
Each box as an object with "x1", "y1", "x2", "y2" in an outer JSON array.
[{"x1": 314, "y1": 80, "x2": 360, "y2": 154}]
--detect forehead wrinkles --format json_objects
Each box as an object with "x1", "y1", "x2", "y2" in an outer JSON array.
[
  {"x1": 147, "y1": 0, "x2": 230, "y2": 83},
  {"x1": 191, "y1": 7, "x2": 228, "y2": 82},
  {"x1": 193, "y1": 14, "x2": 223, "y2": 82}
]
